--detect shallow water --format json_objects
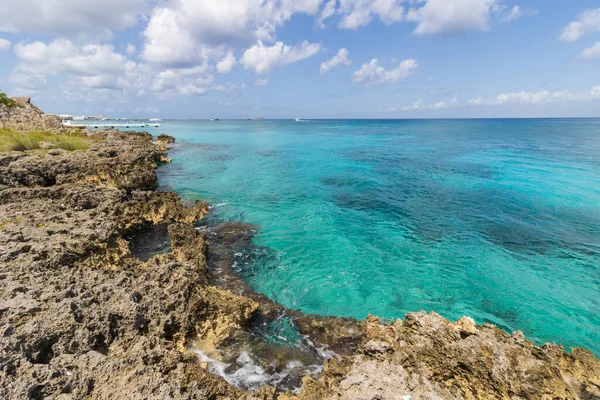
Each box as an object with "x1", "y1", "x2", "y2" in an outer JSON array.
[{"x1": 154, "y1": 119, "x2": 600, "y2": 355}]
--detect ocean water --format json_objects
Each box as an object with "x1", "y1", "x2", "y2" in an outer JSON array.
[{"x1": 152, "y1": 119, "x2": 600, "y2": 355}]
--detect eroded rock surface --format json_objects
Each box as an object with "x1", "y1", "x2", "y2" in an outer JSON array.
[
  {"x1": 0, "y1": 128, "x2": 598, "y2": 400},
  {"x1": 0, "y1": 131, "x2": 262, "y2": 399},
  {"x1": 0, "y1": 97, "x2": 62, "y2": 131},
  {"x1": 288, "y1": 314, "x2": 600, "y2": 400},
  {"x1": 156, "y1": 133, "x2": 176, "y2": 144}
]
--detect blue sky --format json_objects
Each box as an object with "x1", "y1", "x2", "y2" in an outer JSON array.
[{"x1": 0, "y1": 0, "x2": 599, "y2": 118}]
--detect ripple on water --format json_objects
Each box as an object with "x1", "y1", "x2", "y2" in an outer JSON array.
[{"x1": 157, "y1": 119, "x2": 600, "y2": 356}]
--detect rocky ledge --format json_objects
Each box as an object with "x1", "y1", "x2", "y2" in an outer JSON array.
[
  {"x1": 0, "y1": 129, "x2": 598, "y2": 399},
  {"x1": 0, "y1": 97, "x2": 62, "y2": 131}
]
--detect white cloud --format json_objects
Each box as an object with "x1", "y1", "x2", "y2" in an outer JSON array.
[
  {"x1": 351, "y1": 58, "x2": 418, "y2": 86},
  {"x1": 211, "y1": 82, "x2": 245, "y2": 93},
  {"x1": 402, "y1": 86, "x2": 600, "y2": 112},
  {"x1": 320, "y1": 48, "x2": 351, "y2": 75},
  {"x1": 14, "y1": 39, "x2": 128, "y2": 77},
  {"x1": 494, "y1": 90, "x2": 577, "y2": 105},
  {"x1": 151, "y1": 65, "x2": 214, "y2": 96},
  {"x1": 318, "y1": 0, "x2": 405, "y2": 30},
  {"x1": 581, "y1": 41, "x2": 600, "y2": 60},
  {"x1": 9, "y1": 67, "x2": 48, "y2": 92},
  {"x1": 0, "y1": 38, "x2": 10, "y2": 51},
  {"x1": 433, "y1": 97, "x2": 459, "y2": 109},
  {"x1": 407, "y1": 0, "x2": 498, "y2": 36},
  {"x1": 317, "y1": 0, "x2": 338, "y2": 27},
  {"x1": 10, "y1": 39, "x2": 156, "y2": 100},
  {"x1": 142, "y1": 0, "x2": 322, "y2": 66},
  {"x1": 402, "y1": 97, "x2": 458, "y2": 110},
  {"x1": 501, "y1": 5, "x2": 521, "y2": 22},
  {"x1": 403, "y1": 100, "x2": 425, "y2": 111},
  {"x1": 560, "y1": 8, "x2": 600, "y2": 42},
  {"x1": 0, "y1": 0, "x2": 148, "y2": 40},
  {"x1": 126, "y1": 44, "x2": 136, "y2": 56},
  {"x1": 216, "y1": 51, "x2": 237, "y2": 74},
  {"x1": 9, "y1": 37, "x2": 248, "y2": 100},
  {"x1": 467, "y1": 97, "x2": 485, "y2": 106},
  {"x1": 255, "y1": 78, "x2": 269, "y2": 86},
  {"x1": 467, "y1": 86, "x2": 600, "y2": 106},
  {"x1": 241, "y1": 40, "x2": 321, "y2": 75}
]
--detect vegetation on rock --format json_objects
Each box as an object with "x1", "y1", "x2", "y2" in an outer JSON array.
[
  {"x1": 0, "y1": 128, "x2": 95, "y2": 152},
  {"x1": 0, "y1": 91, "x2": 19, "y2": 108}
]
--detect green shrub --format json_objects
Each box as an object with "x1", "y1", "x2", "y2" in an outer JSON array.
[
  {"x1": 53, "y1": 135, "x2": 89, "y2": 151},
  {"x1": 0, "y1": 131, "x2": 42, "y2": 151},
  {"x1": 0, "y1": 92, "x2": 18, "y2": 108},
  {"x1": 0, "y1": 129, "x2": 98, "y2": 152}
]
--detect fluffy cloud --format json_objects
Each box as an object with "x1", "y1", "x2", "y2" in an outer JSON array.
[
  {"x1": 10, "y1": 37, "x2": 245, "y2": 99},
  {"x1": 13, "y1": 39, "x2": 128, "y2": 77},
  {"x1": 402, "y1": 100, "x2": 424, "y2": 111},
  {"x1": 241, "y1": 40, "x2": 321, "y2": 75},
  {"x1": 151, "y1": 65, "x2": 214, "y2": 96},
  {"x1": 319, "y1": 0, "x2": 405, "y2": 30},
  {"x1": 468, "y1": 87, "x2": 600, "y2": 106},
  {"x1": 212, "y1": 82, "x2": 245, "y2": 93},
  {"x1": 10, "y1": 39, "x2": 156, "y2": 100},
  {"x1": 320, "y1": 48, "x2": 351, "y2": 75},
  {"x1": 501, "y1": 5, "x2": 522, "y2": 22},
  {"x1": 351, "y1": 58, "x2": 418, "y2": 86},
  {"x1": 142, "y1": 0, "x2": 322, "y2": 66},
  {"x1": 216, "y1": 51, "x2": 237, "y2": 74},
  {"x1": 255, "y1": 78, "x2": 269, "y2": 86},
  {"x1": 560, "y1": 8, "x2": 600, "y2": 42},
  {"x1": 581, "y1": 41, "x2": 600, "y2": 60},
  {"x1": 407, "y1": 0, "x2": 499, "y2": 36},
  {"x1": 0, "y1": 0, "x2": 148, "y2": 39},
  {"x1": 402, "y1": 98, "x2": 458, "y2": 110},
  {"x1": 126, "y1": 44, "x2": 136, "y2": 56},
  {"x1": 0, "y1": 38, "x2": 10, "y2": 51},
  {"x1": 402, "y1": 86, "x2": 600, "y2": 112},
  {"x1": 494, "y1": 90, "x2": 578, "y2": 105}
]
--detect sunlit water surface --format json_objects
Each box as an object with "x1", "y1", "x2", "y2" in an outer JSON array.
[{"x1": 152, "y1": 119, "x2": 600, "y2": 355}]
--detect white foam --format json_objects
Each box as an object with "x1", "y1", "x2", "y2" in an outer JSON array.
[
  {"x1": 303, "y1": 336, "x2": 339, "y2": 360},
  {"x1": 209, "y1": 202, "x2": 228, "y2": 209},
  {"x1": 193, "y1": 350, "x2": 313, "y2": 392}
]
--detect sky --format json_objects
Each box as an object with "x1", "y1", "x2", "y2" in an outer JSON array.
[{"x1": 0, "y1": 0, "x2": 599, "y2": 119}]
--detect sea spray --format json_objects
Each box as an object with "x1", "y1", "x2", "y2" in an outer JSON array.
[{"x1": 193, "y1": 350, "x2": 322, "y2": 393}]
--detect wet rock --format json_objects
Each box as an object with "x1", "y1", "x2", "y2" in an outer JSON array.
[{"x1": 156, "y1": 134, "x2": 176, "y2": 144}]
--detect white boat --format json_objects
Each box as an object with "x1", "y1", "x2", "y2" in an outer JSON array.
[
  {"x1": 247, "y1": 116, "x2": 263, "y2": 121},
  {"x1": 295, "y1": 117, "x2": 302, "y2": 122},
  {"x1": 209, "y1": 118, "x2": 220, "y2": 121},
  {"x1": 149, "y1": 118, "x2": 162, "y2": 122}
]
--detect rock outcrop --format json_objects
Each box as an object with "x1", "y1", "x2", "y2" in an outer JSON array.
[
  {"x1": 287, "y1": 314, "x2": 600, "y2": 400},
  {"x1": 0, "y1": 128, "x2": 599, "y2": 400},
  {"x1": 0, "y1": 97, "x2": 62, "y2": 131},
  {"x1": 156, "y1": 133, "x2": 176, "y2": 144}
]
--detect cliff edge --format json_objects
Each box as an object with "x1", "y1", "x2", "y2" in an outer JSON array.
[{"x1": 0, "y1": 96, "x2": 62, "y2": 131}]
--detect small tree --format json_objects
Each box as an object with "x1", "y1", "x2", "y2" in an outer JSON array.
[{"x1": 0, "y1": 91, "x2": 18, "y2": 107}]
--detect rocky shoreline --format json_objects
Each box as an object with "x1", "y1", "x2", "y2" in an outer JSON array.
[{"x1": 1, "y1": 124, "x2": 599, "y2": 398}]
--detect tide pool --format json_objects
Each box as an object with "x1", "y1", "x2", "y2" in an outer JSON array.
[{"x1": 153, "y1": 119, "x2": 600, "y2": 355}]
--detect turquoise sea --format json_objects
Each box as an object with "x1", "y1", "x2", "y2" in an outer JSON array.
[{"x1": 151, "y1": 119, "x2": 600, "y2": 355}]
